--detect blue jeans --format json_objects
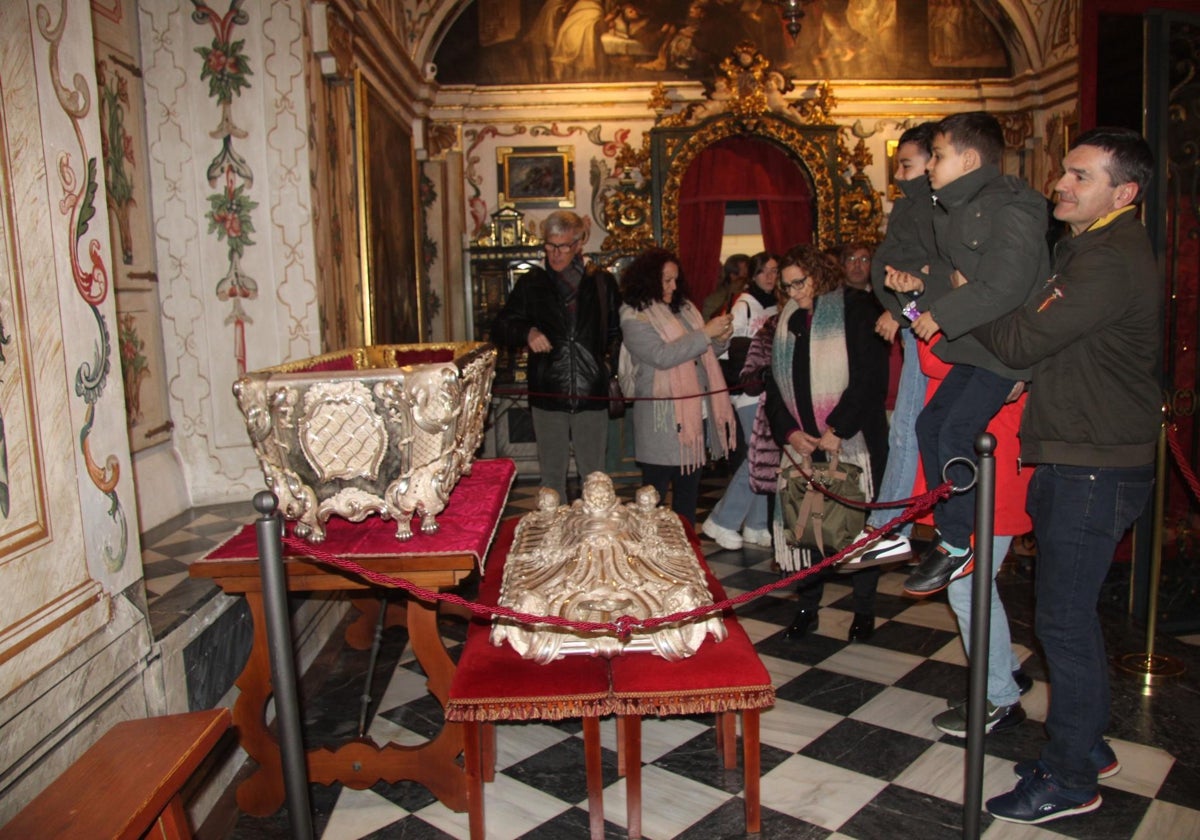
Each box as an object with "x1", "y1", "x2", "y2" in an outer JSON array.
[
  {"x1": 867, "y1": 329, "x2": 927, "y2": 535},
  {"x1": 1030, "y1": 463, "x2": 1154, "y2": 789},
  {"x1": 708, "y1": 402, "x2": 769, "y2": 532},
  {"x1": 947, "y1": 535, "x2": 1020, "y2": 706},
  {"x1": 915, "y1": 364, "x2": 1014, "y2": 548}
]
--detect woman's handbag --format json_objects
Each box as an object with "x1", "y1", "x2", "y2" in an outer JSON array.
[
  {"x1": 779, "y1": 453, "x2": 866, "y2": 556},
  {"x1": 607, "y1": 374, "x2": 626, "y2": 419}
]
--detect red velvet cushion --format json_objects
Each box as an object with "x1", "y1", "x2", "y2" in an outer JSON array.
[
  {"x1": 199, "y1": 459, "x2": 516, "y2": 565},
  {"x1": 446, "y1": 517, "x2": 612, "y2": 720},
  {"x1": 394, "y1": 348, "x2": 456, "y2": 366},
  {"x1": 294, "y1": 355, "x2": 357, "y2": 373}
]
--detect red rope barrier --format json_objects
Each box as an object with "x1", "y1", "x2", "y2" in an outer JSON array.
[
  {"x1": 1167, "y1": 423, "x2": 1200, "y2": 504},
  {"x1": 278, "y1": 479, "x2": 954, "y2": 639},
  {"x1": 493, "y1": 385, "x2": 735, "y2": 404}
]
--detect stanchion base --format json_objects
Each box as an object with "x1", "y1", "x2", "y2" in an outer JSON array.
[{"x1": 1114, "y1": 652, "x2": 1186, "y2": 685}]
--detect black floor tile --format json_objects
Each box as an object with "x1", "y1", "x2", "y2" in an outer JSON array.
[
  {"x1": 799, "y1": 718, "x2": 934, "y2": 781},
  {"x1": 774, "y1": 667, "x2": 888, "y2": 716}
]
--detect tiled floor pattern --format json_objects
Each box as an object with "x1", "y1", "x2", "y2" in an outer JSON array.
[{"x1": 140, "y1": 473, "x2": 1200, "y2": 839}]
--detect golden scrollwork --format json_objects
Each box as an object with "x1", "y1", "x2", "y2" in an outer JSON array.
[{"x1": 599, "y1": 43, "x2": 884, "y2": 257}]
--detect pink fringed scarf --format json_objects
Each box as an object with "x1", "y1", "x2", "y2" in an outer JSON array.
[{"x1": 641, "y1": 300, "x2": 737, "y2": 472}]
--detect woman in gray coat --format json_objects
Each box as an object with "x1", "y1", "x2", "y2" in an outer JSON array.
[{"x1": 619, "y1": 248, "x2": 738, "y2": 524}]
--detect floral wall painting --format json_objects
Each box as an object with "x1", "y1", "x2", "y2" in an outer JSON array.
[
  {"x1": 497, "y1": 145, "x2": 576, "y2": 208},
  {"x1": 433, "y1": 0, "x2": 1011, "y2": 86},
  {"x1": 357, "y1": 73, "x2": 423, "y2": 344},
  {"x1": 93, "y1": 7, "x2": 173, "y2": 453}
]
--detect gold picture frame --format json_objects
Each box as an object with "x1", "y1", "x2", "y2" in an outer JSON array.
[
  {"x1": 885, "y1": 139, "x2": 902, "y2": 202},
  {"x1": 497, "y1": 145, "x2": 575, "y2": 208}
]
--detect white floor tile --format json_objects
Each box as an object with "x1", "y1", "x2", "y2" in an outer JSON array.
[
  {"x1": 375, "y1": 666, "x2": 432, "y2": 712},
  {"x1": 415, "y1": 774, "x2": 570, "y2": 840},
  {"x1": 320, "y1": 787, "x2": 408, "y2": 839},
  {"x1": 145, "y1": 571, "x2": 188, "y2": 596},
  {"x1": 759, "y1": 754, "x2": 888, "y2": 830},
  {"x1": 1132, "y1": 799, "x2": 1200, "y2": 840},
  {"x1": 759, "y1": 698, "x2": 842, "y2": 752},
  {"x1": 891, "y1": 740, "x2": 1015, "y2": 804},
  {"x1": 365, "y1": 716, "x2": 426, "y2": 747},
  {"x1": 493, "y1": 721, "x2": 573, "y2": 770},
  {"x1": 600, "y1": 763, "x2": 733, "y2": 838},
  {"x1": 893, "y1": 599, "x2": 960, "y2": 632},
  {"x1": 1019, "y1": 680, "x2": 1050, "y2": 723},
  {"x1": 813, "y1": 607, "x2": 856, "y2": 641},
  {"x1": 1100, "y1": 738, "x2": 1175, "y2": 799},
  {"x1": 759, "y1": 652, "x2": 809, "y2": 686},
  {"x1": 737, "y1": 616, "x2": 788, "y2": 644},
  {"x1": 817, "y1": 642, "x2": 925, "y2": 685},
  {"x1": 598, "y1": 715, "x2": 709, "y2": 763},
  {"x1": 850, "y1": 685, "x2": 949, "y2": 739},
  {"x1": 981, "y1": 819, "x2": 1072, "y2": 839}
]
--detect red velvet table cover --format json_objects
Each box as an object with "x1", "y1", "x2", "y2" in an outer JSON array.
[
  {"x1": 198, "y1": 458, "x2": 516, "y2": 568},
  {"x1": 445, "y1": 515, "x2": 775, "y2": 723}
]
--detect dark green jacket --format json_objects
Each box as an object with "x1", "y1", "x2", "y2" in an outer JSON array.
[
  {"x1": 977, "y1": 209, "x2": 1161, "y2": 467},
  {"x1": 871, "y1": 174, "x2": 942, "y2": 326},
  {"x1": 926, "y1": 164, "x2": 1050, "y2": 380}
]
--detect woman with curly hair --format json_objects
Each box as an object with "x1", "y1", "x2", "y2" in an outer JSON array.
[
  {"x1": 764, "y1": 244, "x2": 890, "y2": 641},
  {"x1": 619, "y1": 247, "x2": 738, "y2": 525}
]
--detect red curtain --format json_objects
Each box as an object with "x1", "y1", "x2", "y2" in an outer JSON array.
[{"x1": 677, "y1": 137, "x2": 813, "y2": 304}]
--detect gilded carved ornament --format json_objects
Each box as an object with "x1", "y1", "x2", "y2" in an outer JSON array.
[{"x1": 600, "y1": 43, "x2": 881, "y2": 254}]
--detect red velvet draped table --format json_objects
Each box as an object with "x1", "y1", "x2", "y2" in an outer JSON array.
[
  {"x1": 190, "y1": 458, "x2": 516, "y2": 818},
  {"x1": 447, "y1": 515, "x2": 775, "y2": 840}
]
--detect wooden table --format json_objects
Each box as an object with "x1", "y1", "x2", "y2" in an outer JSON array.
[
  {"x1": 447, "y1": 516, "x2": 774, "y2": 840},
  {"x1": 191, "y1": 459, "x2": 515, "y2": 817}
]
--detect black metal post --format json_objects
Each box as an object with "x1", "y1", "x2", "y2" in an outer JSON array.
[
  {"x1": 253, "y1": 491, "x2": 314, "y2": 840},
  {"x1": 963, "y1": 434, "x2": 996, "y2": 840}
]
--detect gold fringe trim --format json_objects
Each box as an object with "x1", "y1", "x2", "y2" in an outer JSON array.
[
  {"x1": 612, "y1": 686, "x2": 775, "y2": 717},
  {"x1": 446, "y1": 692, "x2": 613, "y2": 722}
]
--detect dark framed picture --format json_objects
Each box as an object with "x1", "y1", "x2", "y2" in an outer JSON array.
[
  {"x1": 356, "y1": 71, "x2": 423, "y2": 343},
  {"x1": 497, "y1": 145, "x2": 575, "y2": 208}
]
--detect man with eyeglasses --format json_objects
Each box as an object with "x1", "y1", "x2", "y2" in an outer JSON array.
[{"x1": 490, "y1": 210, "x2": 621, "y2": 502}]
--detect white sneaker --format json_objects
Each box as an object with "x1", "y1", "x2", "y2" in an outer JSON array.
[
  {"x1": 837, "y1": 530, "x2": 911, "y2": 573},
  {"x1": 702, "y1": 518, "x2": 743, "y2": 550},
  {"x1": 742, "y1": 527, "x2": 772, "y2": 547}
]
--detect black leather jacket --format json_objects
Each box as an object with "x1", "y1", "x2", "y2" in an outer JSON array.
[{"x1": 489, "y1": 261, "x2": 620, "y2": 412}]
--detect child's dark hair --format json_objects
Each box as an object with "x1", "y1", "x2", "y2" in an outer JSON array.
[
  {"x1": 898, "y1": 121, "x2": 937, "y2": 158},
  {"x1": 936, "y1": 112, "x2": 1005, "y2": 167}
]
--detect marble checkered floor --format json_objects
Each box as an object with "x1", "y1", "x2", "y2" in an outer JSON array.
[{"x1": 140, "y1": 474, "x2": 1200, "y2": 839}]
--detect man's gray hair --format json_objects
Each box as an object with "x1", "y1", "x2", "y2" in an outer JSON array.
[{"x1": 543, "y1": 210, "x2": 585, "y2": 240}]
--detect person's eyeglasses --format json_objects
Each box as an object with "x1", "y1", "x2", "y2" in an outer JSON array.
[
  {"x1": 844, "y1": 255, "x2": 870, "y2": 265},
  {"x1": 544, "y1": 239, "x2": 580, "y2": 255},
  {"x1": 781, "y1": 278, "x2": 811, "y2": 292}
]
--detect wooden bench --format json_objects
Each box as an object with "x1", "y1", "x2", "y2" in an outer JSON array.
[
  {"x1": 0, "y1": 708, "x2": 231, "y2": 840},
  {"x1": 447, "y1": 517, "x2": 774, "y2": 840}
]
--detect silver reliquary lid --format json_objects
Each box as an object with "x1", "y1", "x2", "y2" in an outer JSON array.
[{"x1": 490, "y1": 473, "x2": 728, "y2": 663}]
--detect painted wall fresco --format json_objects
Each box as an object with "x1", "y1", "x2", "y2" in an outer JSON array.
[{"x1": 433, "y1": 0, "x2": 1011, "y2": 85}]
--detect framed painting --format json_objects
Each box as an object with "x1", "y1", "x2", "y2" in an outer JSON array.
[
  {"x1": 497, "y1": 145, "x2": 575, "y2": 208},
  {"x1": 356, "y1": 71, "x2": 423, "y2": 344},
  {"x1": 885, "y1": 139, "x2": 903, "y2": 202}
]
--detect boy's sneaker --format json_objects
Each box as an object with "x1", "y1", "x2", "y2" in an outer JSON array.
[
  {"x1": 987, "y1": 766, "x2": 1101, "y2": 825},
  {"x1": 1014, "y1": 740, "x2": 1121, "y2": 781},
  {"x1": 742, "y1": 527, "x2": 772, "y2": 547},
  {"x1": 837, "y1": 530, "x2": 911, "y2": 573},
  {"x1": 701, "y1": 518, "x2": 742, "y2": 551},
  {"x1": 933, "y1": 700, "x2": 1025, "y2": 736},
  {"x1": 903, "y1": 544, "x2": 974, "y2": 596}
]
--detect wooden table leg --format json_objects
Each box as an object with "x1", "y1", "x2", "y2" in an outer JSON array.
[
  {"x1": 582, "y1": 716, "x2": 604, "y2": 840},
  {"x1": 742, "y1": 708, "x2": 761, "y2": 834},
  {"x1": 716, "y1": 711, "x2": 737, "y2": 769},
  {"x1": 615, "y1": 716, "x2": 627, "y2": 776},
  {"x1": 233, "y1": 593, "x2": 287, "y2": 816},
  {"x1": 464, "y1": 723, "x2": 485, "y2": 840},
  {"x1": 482, "y1": 722, "x2": 497, "y2": 783},
  {"x1": 622, "y1": 715, "x2": 643, "y2": 839}
]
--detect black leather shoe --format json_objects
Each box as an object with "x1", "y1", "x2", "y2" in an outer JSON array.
[
  {"x1": 1013, "y1": 668, "x2": 1033, "y2": 695},
  {"x1": 903, "y1": 544, "x2": 974, "y2": 596},
  {"x1": 784, "y1": 608, "x2": 818, "y2": 639},
  {"x1": 848, "y1": 612, "x2": 875, "y2": 642}
]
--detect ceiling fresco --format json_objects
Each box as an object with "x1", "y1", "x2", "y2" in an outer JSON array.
[{"x1": 433, "y1": 0, "x2": 1012, "y2": 85}]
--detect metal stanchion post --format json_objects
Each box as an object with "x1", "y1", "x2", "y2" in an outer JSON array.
[
  {"x1": 254, "y1": 491, "x2": 314, "y2": 840},
  {"x1": 1116, "y1": 414, "x2": 1185, "y2": 687},
  {"x1": 963, "y1": 434, "x2": 995, "y2": 840}
]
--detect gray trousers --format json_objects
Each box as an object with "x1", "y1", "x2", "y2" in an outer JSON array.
[{"x1": 531, "y1": 407, "x2": 609, "y2": 501}]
